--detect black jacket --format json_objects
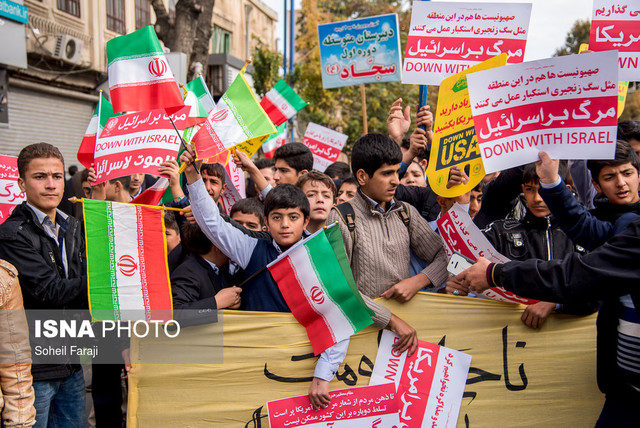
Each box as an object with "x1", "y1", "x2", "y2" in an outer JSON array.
[
  {"x1": 483, "y1": 211, "x2": 595, "y2": 316},
  {"x1": 170, "y1": 253, "x2": 242, "y2": 326},
  {"x1": 0, "y1": 202, "x2": 87, "y2": 381},
  {"x1": 394, "y1": 184, "x2": 440, "y2": 222},
  {"x1": 494, "y1": 217, "x2": 640, "y2": 398}
]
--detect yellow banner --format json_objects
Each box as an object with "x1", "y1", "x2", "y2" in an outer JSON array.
[
  {"x1": 128, "y1": 293, "x2": 602, "y2": 427},
  {"x1": 427, "y1": 55, "x2": 507, "y2": 198}
]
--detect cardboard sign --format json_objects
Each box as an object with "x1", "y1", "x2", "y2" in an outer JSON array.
[
  {"x1": 467, "y1": 50, "x2": 618, "y2": 174},
  {"x1": 437, "y1": 203, "x2": 540, "y2": 305},
  {"x1": 267, "y1": 383, "x2": 399, "y2": 428},
  {"x1": 303, "y1": 123, "x2": 348, "y2": 172},
  {"x1": 427, "y1": 55, "x2": 506, "y2": 197},
  {"x1": 318, "y1": 14, "x2": 402, "y2": 89},
  {"x1": 0, "y1": 155, "x2": 25, "y2": 224},
  {"x1": 589, "y1": 0, "x2": 640, "y2": 81},
  {"x1": 93, "y1": 107, "x2": 189, "y2": 184},
  {"x1": 403, "y1": 1, "x2": 531, "y2": 85},
  {"x1": 370, "y1": 330, "x2": 472, "y2": 428}
]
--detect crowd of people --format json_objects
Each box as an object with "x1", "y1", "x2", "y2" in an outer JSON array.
[{"x1": 1, "y1": 97, "x2": 639, "y2": 427}]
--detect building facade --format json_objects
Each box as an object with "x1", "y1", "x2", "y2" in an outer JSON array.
[{"x1": 0, "y1": 0, "x2": 277, "y2": 167}]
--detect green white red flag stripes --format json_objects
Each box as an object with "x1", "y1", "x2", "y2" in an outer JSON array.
[
  {"x1": 106, "y1": 25, "x2": 183, "y2": 114},
  {"x1": 192, "y1": 72, "x2": 276, "y2": 160},
  {"x1": 77, "y1": 93, "x2": 117, "y2": 170},
  {"x1": 267, "y1": 224, "x2": 374, "y2": 355},
  {"x1": 262, "y1": 123, "x2": 287, "y2": 158},
  {"x1": 186, "y1": 75, "x2": 216, "y2": 114},
  {"x1": 83, "y1": 199, "x2": 172, "y2": 321},
  {"x1": 260, "y1": 79, "x2": 307, "y2": 126}
]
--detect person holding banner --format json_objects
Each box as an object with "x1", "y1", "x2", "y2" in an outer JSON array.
[
  {"x1": 179, "y1": 144, "x2": 418, "y2": 410},
  {"x1": 0, "y1": 143, "x2": 87, "y2": 428}
]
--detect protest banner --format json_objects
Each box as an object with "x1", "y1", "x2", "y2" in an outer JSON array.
[
  {"x1": 267, "y1": 383, "x2": 399, "y2": 428},
  {"x1": 0, "y1": 155, "x2": 25, "y2": 224},
  {"x1": 437, "y1": 203, "x2": 539, "y2": 306},
  {"x1": 318, "y1": 14, "x2": 402, "y2": 89},
  {"x1": 128, "y1": 293, "x2": 602, "y2": 427},
  {"x1": 91, "y1": 106, "x2": 190, "y2": 185},
  {"x1": 427, "y1": 55, "x2": 506, "y2": 197},
  {"x1": 578, "y1": 43, "x2": 629, "y2": 118},
  {"x1": 218, "y1": 157, "x2": 246, "y2": 215},
  {"x1": 467, "y1": 50, "x2": 619, "y2": 174},
  {"x1": 370, "y1": 330, "x2": 471, "y2": 428},
  {"x1": 589, "y1": 0, "x2": 640, "y2": 81},
  {"x1": 403, "y1": 2, "x2": 531, "y2": 85},
  {"x1": 303, "y1": 123, "x2": 348, "y2": 172}
]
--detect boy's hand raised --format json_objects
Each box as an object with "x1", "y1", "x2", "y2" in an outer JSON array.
[
  {"x1": 387, "y1": 98, "x2": 411, "y2": 144},
  {"x1": 179, "y1": 145, "x2": 201, "y2": 184},
  {"x1": 536, "y1": 151, "x2": 560, "y2": 184}
]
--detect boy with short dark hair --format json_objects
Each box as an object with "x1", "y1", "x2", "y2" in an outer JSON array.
[
  {"x1": 200, "y1": 163, "x2": 227, "y2": 202},
  {"x1": 324, "y1": 161, "x2": 352, "y2": 180},
  {"x1": 0, "y1": 142, "x2": 87, "y2": 427},
  {"x1": 327, "y1": 133, "x2": 448, "y2": 318},
  {"x1": 336, "y1": 177, "x2": 358, "y2": 205},
  {"x1": 297, "y1": 171, "x2": 337, "y2": 234},
  {"x1": 230, "y1": 198, "x2": 265, "y2": 231},
  {"x1": 232, "y1": 143, "x2": 314, "y2": 199},
  {"x1": 180, "y1": 145, "x2": 416, "y2": 409}
]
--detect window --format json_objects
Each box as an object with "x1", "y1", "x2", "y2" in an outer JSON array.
[
  {"x1": 107, "y1": 0, "x2": 125, "y2": 34},
  {"x1": 57, "y1": 0, "x2": 80, "y2": 17},
  {"x1": 212, "y1": 26, "x2": 231, "y2": 54},
  {"x1": 135, "y1": 0, "x2": 151, "y2": 29}
]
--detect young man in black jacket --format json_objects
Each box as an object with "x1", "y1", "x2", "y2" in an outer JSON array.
[{"x1": 0, "y1": 143, "x2": 87, "y2": 428}]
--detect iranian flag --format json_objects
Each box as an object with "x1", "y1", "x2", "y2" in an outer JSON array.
[
  {"x1": 267, "y1": 224, "x2": 374, "y2": 355},
  {"x1": 77, "y1": 93, "x2": 117, "y2": 169},
  {"x1": 186, "y1": 74, "x2": 216, "y2": 114},
  {"x1": 262, "y1": 122, "x2": 287, "y2": 159},
  {"x1": 192, "y1": 72, "x2": 276, "y2": 160},
  {"x1": 260, "y1": 79, "x2": 307, "y2": 126},
  {"x1": 106, "y1": 25, "x2": 184, "y2": 114},
  {"x1": 130, "y1": 177, "x2": 170, "y2": 206},
  {"x1": 83, "y1": 199, "x2": 173, "y2": 321}
]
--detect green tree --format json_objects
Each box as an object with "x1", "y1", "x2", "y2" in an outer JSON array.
[
  {"x1": 553, "y1": 19, "x2": 591, "y2": 56},
  {"x1": 252, "y1": 38, "x2": 283, "y2": 98}
]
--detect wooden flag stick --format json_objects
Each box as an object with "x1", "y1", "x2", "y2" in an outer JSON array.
[
  {"x1": 69, "y1": 197, "x2": 191, "y2": 213},
  {"x1": 360, "y1": 84, "x2": 368, "y2": 135}
]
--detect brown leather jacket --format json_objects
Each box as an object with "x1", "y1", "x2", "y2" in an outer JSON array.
[{"x1": 0, "y1": 260, "x2": 35, "y2": 427}]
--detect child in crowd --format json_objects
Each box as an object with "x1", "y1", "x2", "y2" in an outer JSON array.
[{"x1": 297, "y1": 171, "x2": 336, "y2": 234}]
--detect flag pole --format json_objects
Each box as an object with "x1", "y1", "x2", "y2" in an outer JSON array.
[
  {"x1": 69, "y1": 197, "x2": 191, "y2": 213},
  {"x1": 171, "y1": 116, "x2": 200, "y2": 175},
  {"x1": 360, "y1": 84, "x2": 368, "y2": 135}
]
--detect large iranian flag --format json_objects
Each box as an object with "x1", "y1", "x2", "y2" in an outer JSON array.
[
  {"x1": 77, "y1": 93, "x2": 116, "y2": 169},
  {"x1": 267, "y1": 224, "x2": 374, "y2": 355},
  {"x1": 192, "y1": 72, "x2": 276, "y2": 160},
  {"x1": 106, "y1": 25, "x2": 183, "y2": 114},
  {"x1": 83, "y1": 199, "x2": 173, "y2": 321},
  {"x1": 260, "y1": 79, "x2": 307, "y2": 126}
]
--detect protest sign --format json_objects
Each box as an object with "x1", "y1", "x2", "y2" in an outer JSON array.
[
  {"x1": 318, "y1": 14, "x2": 402, "y2": 89},
  {"x1": 128, "y1": 293, "x2": 602, "y2": 427},
  {"x1": 370, "y1": 330, "x2": 471, "y2": 428},
  {"x1": 578, "y1": 43, "x2": 629, "y2": 118},
  {"x1": 467, "y1": 50, "x2": 619, "y2": 174},
  {"x1": 589, "y1": 0, "x2": 640, "y2": 81},
  {"x1": 303, "y1": 123, "x2": 348, "y2": 172},
  {"x1": 91, "y1": 106, "x2": 190, "y2": 184},
  {"x1": 427, "y1": 55, "x2": 506, "y2": 197},
  {"x1": 0, "y1": 155, "x2": 25, "y2": 224},
  {"x1": 267, "y1": 383, "x2": 399, "y2": 428},
  {"x1": 403, "y1": 2, "x2": 531, "y2": 85},
  {"x1": 437, "y1": 203, "x2": 539, "y2": 305},
  {"x1": 218, "y1": 157, "x2": 246, "y2": 215}
]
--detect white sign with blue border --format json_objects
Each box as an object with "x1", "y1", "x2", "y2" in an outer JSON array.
[{"x1": 318, "y1": 14, "x2": 402, "y2": 89}]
